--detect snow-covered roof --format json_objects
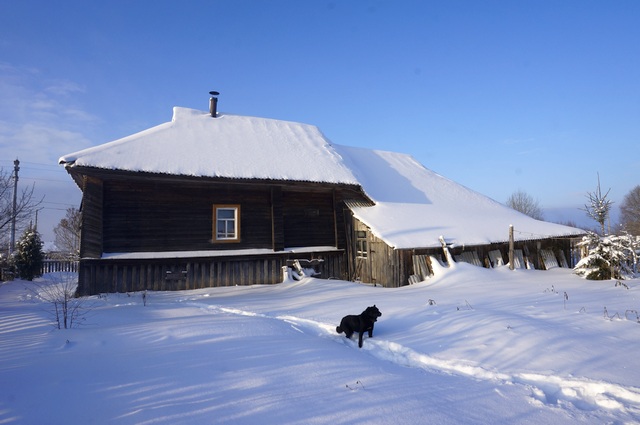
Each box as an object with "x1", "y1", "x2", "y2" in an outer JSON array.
[
  {"x1": 60, "y1": 107, "x2": 585, "y2": 249},
  {"x1": 334, "y1": 145, "x2": 584, "y2": 248},
  {"x1": 59, "y1": 107, "x2": 359, "y2": 185}
]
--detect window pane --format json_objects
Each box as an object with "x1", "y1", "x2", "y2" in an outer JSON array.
[
  {"x1": 226, "y1": 222, "x2": 235, "y2": 236},
  {"x1": 218, "y1": 209, "x2": 235, "y2": 219}
]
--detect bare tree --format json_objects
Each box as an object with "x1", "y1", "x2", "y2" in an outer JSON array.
[
  {"x1": 620, "y1": 185, "x2": 640, "y2": 236},
  {"x1": 582, "y1": 174, "x2": 613, "y2": 235},
  {"x1": 0, "y1": 167, "x2": 43, "y2": 246},
  {"x1": 506, "y1": 190, "x2": 544, "y2": 220},
  {"x1": 31, "y1": 273, "x2": 89, "y2": 329},
  {"x1": 53, "y1": 207, "x2": 81, "y2": 258}
]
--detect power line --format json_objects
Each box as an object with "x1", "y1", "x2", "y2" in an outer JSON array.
[
  {"x1": 0, "y1": 160, "x2": 60, "y2": 167},
  {"x1": 40, "y1": 207, "x2": 75, "y2": 211},
  {"x1": 19, "y1": 166, "x2": 64, "y2": 173},
  {"x1": 43, "y1": 200, "x2": 79, "y2": 206},
  {"x1": 21, "y1": 176, "x2": 72, "y2": 183}
]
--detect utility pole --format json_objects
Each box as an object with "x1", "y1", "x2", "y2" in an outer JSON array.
[{"x1": 10, "y1": 158, "x2": 19, "y2": 254}]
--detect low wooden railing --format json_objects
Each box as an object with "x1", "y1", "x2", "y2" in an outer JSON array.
[{"x1": 41, "y1": 259, "x2": 79, "y2": 274}]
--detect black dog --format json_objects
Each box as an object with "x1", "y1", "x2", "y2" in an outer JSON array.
[{"x1": 336, "y1": 305, "x2": 382, "y2": 348}]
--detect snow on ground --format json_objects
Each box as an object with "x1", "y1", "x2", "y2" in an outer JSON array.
[{"x1": 1, "y1": 266, "x2": 639, "y2": 424}]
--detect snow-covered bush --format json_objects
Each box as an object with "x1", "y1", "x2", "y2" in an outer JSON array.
[
  {"x1": 574, "y1": 232, "x2": 639, "y2": 280},
  {"x1": 13, "y1": 228, "x2": 44, "y2": 281}
]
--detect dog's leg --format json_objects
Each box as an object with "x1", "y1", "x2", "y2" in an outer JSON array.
[
  {"x1": 368, "y1": 324, "x2": 374, "y2": 338},
  {"x1": 358, "y1": 332, "x2": 364, "y2": 348}
]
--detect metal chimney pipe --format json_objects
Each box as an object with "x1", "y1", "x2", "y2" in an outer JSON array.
[{"x1": 209, "y1": 91, "x2": 219, "y2": 117}]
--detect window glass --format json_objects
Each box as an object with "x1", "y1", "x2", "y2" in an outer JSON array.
[
  {"x1": 218, "y1": 209, "x2": 235, "y2": 219},
  {"x1": 356, "y1": 230, "x2": 368, "y2": 258},
  {"x1": 214, "y1": 205, "x2": 240, "y2": 241}
]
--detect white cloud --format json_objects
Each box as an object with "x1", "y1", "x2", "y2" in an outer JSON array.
[
  {"x1": 44, "y1": 79, "x2": 85, "y2": 96},
  {"x1": 0, "y1": 63, "x2": 96, "y2": 165},
  {"x1": 1, "y1": 122, "x2": 91, "y2": 164}
]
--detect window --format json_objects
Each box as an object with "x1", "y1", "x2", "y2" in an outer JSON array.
[
  {"x1": 213, "y1": 205, "x2": 240, "y2": 242},
  {"x1": 356, "y1": 230, "x2": 367, "y2": 258}
]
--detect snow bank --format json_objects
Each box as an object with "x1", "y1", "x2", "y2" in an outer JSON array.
[{"x1": 1, "y1": 268, "x2": 639, "y2": 424}]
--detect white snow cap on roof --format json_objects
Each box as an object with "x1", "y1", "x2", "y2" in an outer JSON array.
[
  {"x1": 60, "y1": 107, "x2": 585, "y2": 249},
  {"x1": 59, "y1": 107, "x2": 359, "y2": 185},
  {"x1": 335, "y1": 145, "x2": 584, "y2": 248}
]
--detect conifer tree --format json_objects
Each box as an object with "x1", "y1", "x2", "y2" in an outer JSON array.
[{"x1": 14, "y1": 227, "x2": 44, "y2": 281}]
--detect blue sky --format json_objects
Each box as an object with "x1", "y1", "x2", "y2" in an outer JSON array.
[{"x1": 1, "y1": 0, "x2": 638, "y2": 242}]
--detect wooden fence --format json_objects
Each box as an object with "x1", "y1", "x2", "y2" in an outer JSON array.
[
  {"x1": 41, "y1": 259, "x2": 79, "y2": 274},
  {"x1": 0, "y1": 260, "x2": 79, "y2": 281}
]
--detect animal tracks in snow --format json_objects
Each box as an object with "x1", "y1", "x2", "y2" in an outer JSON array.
[{"x1": 194, "y1": 302, "x2": 640, "y2": 417}]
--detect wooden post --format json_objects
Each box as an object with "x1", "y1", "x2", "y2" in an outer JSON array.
[
  {"x1": 509, "y1": 225, "x2": 514, "y2": 270},
  {"x1": 439, "y1": 236, "x2": 453, "y2": 267}
]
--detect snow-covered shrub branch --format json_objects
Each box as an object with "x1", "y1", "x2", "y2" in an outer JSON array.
[{"x1": 574, "y1": 231, "x2": 639, "y2": 280}]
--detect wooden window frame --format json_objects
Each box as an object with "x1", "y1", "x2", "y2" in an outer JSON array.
[
  {"x1": 356, "y1": 230, "x2": 368, "y2": 258},
  {"x1": 213, "y1": 204, "x2": 241, "y2": 243}
]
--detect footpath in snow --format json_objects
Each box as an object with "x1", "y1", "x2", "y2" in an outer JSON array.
[
  {"x1": 1, "y1": 266, "x2": 639, "y2": 424},
  {"x1": 194, "y1": 301, "x2": 640, "y2": 417}
]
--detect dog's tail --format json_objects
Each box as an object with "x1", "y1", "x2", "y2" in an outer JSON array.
[{"x1": 336, "y1": 326, "x2": 343, "y2": 334}]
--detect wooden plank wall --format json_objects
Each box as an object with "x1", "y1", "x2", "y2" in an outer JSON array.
[
  {"x1": 79, "y1": 176, "x2": 103, "y2": 258},
  {"x1": 99, "y1": 179, "x2": 358, "y2": 256},
  {"x1": 102, "y1": 181, "x2": 274, "y2": 252},
  {"x1": 347, "y1": 217, "x2": 579, "y2": 288},
  {"x1": 271, "y1": 187, "x2": 284, "y2": 251},
  {"x1": 76, "y1": 251, "x2": 345, "y2": 296},
  {"x1": 282, "y1": 189, "x2": 337, "y2": 248},
  {"x1": 390, "y1": 238, "x2": 577, "y2": 287}
]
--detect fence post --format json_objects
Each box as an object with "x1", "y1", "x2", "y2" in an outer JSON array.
[{"x1": 509, "y1": 225, "x2": 514, "y2": 271}]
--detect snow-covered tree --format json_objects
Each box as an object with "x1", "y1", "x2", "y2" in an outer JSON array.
[
  {"x1": 13, "y1": 227, "x2": 44, "y2": 281},
  {"x1": 581, "y1": 174, "x2": 613, "y2": 236},
  {"x1": 574, "y1": 231, "x2": 639, "y2": 280}
]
